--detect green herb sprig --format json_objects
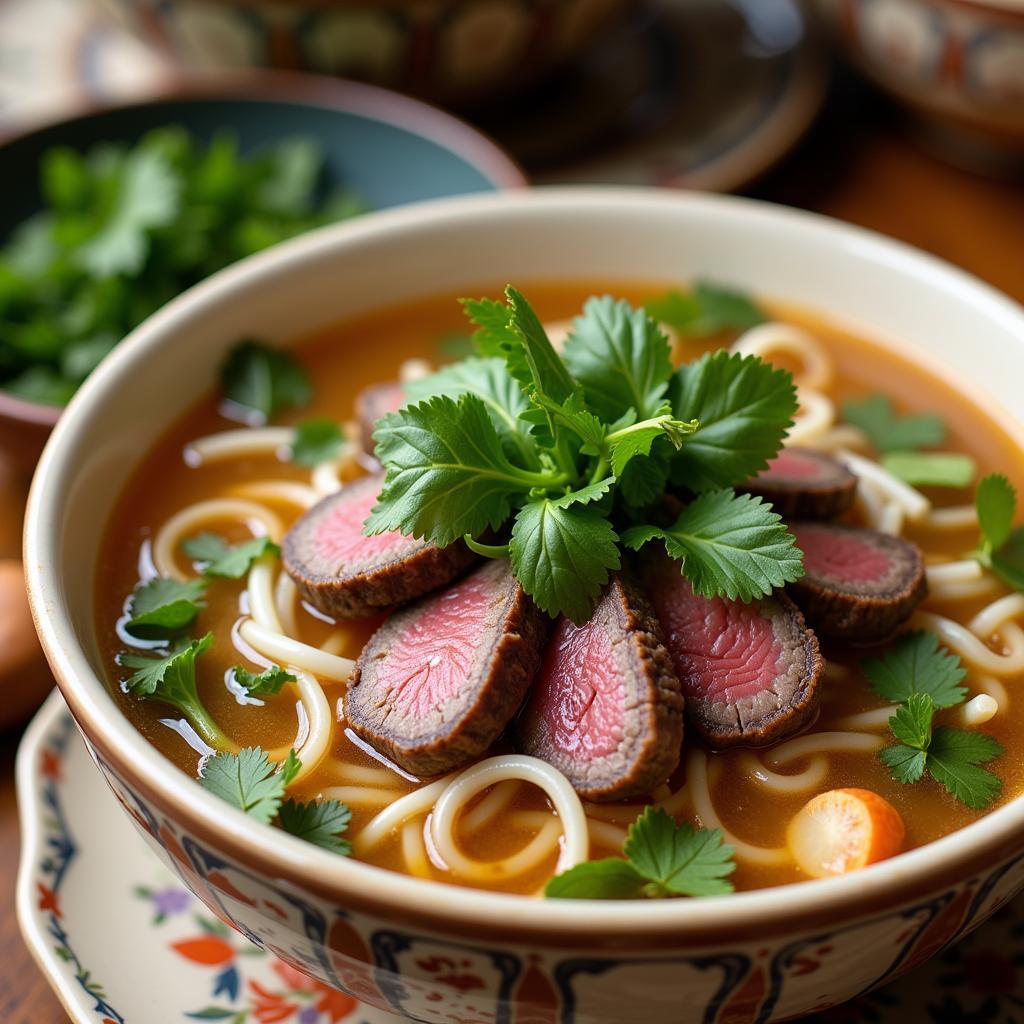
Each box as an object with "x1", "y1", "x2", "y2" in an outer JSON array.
[
  {"x1": 973, "y1": 474, "x2": 1024, "y2": 590},
  {"x1": 364, "y1": 286, "x2": 803, "y2": 622}
]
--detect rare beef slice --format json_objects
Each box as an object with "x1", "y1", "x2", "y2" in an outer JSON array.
[
  {"x1": 639, "y1": 551, "x2": 822, "y2": 748},
  {"x1": 787, "y1": 521, "x2": 926, "y2": 643},
  {"x1": 283, "y1": 473, "x2": 477, "y2": 619},
  {"x1": 346, "y1": 559, "x2": 549, "y2": 776},
  {"x1": 515, "y1": 574, "x2": 684, "y2": 802},
  {"x1": 740, "y1": 447, "x2": 857, "y2": 520}
]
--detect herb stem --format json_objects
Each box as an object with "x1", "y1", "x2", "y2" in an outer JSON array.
[
  {"x1": 463, "y1": 535, "x2": 511, "y2": 559},
  {"x1": 589, "y1": 455, "x2": 609, "y2": 485},
  {"x1": 605, "y1": 414, "x2": 697, "y2": 448}
]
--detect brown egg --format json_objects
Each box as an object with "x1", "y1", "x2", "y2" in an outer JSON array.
[{"x1": 0, "y1": 559, "x2": 53, "y2": 728}]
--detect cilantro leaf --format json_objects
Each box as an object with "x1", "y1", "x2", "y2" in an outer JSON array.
[
  {"x1": 880, "y1": 452, "x2": 975, "y2": 489},
  {"x1": 220, "y1": 340, "x2": 311, "y2": 425},
  {"x1": 561, "y1": 296, "x2": 673, "y2": 420},
  {"x1": 366, "y1": 393, "x2": 550, "y2": 547},
  {"x1": 645, "y1": 281, "x2": 766, "y2": 336},
  {"x1": 927, "y1": 729, "x2": 1004, "y2": 810},
  {"x1": 182, "y1": 533, "x2": 279, "y2": 579},
  {"x1": 842, "y1": 394, "x2": 945, "y2": 454},
  {"x1": 991, "y1": 529, "x2": 1024, "y2": 592},
  {"x1": 605, "y1": 407, "x2": 698, "y2": 477},
  {"x1": 281, "y1": 748, "x2": 302, "y2": 785},
  {"x1": 461, "y1": 296, "x2": 516, "y2": 359},
  {"x1": 120, "y1": 633, "x2": 226, "y2": 747},
  {"x1": 976, "y1": 473, "x2": 1016, "y2": 555},
  {"x1": 125, "y1": 576, "x2": 206, "y2": 639},
  {"x1": 622, "y1": 490, "x2": 804, "y2": 602},
  {"x1": 233, "y1": 664, "x2": 296, "y2": 697},
  {"x1": 510, "y1": 495, "x2": 621, "y2": 623},
  {"x1": 403, "y1": 357, "x2": 536, "y2": 465},
  {"x1": 669, "y1": 351, "x2": 797, "y2": 491},
  {"x1": 278, "y1": 798, "x2": 352, "y2": 854},
  {"x1": 199, "y1": 746, "x2": 285, "y2": 823},
  {"x1": 290, "y1": 419, "x2": 344, "y2": 467},
  {"x1": 863, "y1": 631, "x2": 967, "y2": 710},
  {"x1": 546, "y1": 807, "x2": 735, "y2": 900},
  {"x1": 879, "y1": 693, "x2": 1003, "y2": 809}
]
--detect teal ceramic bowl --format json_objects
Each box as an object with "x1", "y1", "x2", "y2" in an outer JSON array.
[{"x1": 0, "y1": 71, "x2": 524, "y2": 470}]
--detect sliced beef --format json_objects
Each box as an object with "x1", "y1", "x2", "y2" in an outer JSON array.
[
  {"x1": 283, "y1": 473, "x2": 477, "y2": 619},
  {"x1": 638, "y1": 551, "x2": 822, "y2": 748},
  {"x1": 514, "y1": 575, "x2": 684, "y2": 802},
  {"x1": 354, "y1": 381, "x2": 404, "y2": 454},
  {"x1": 740, "y1": 447, "x2": 857, "y2": 520},
  {"x1": 346, "y1": 559, "x2": 548, "y2": 776},
  {"x1": 787, "y1": 522, "x2": 926, "y2": 643}
]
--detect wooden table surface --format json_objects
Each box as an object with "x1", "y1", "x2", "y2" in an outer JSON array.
[{"x1": 0, "y1": 80, "x2": 1022, "y2": 1024}]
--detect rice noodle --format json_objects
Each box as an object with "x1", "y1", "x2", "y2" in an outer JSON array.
[
  {"x1": 731, "y1": 323, "x2": 834, "y2": 390},
  {"x1": 969, "y1": 593, "x2": 1024, "y2": 638},
  {"x1": 430, "y1": 756, "x2": 589, "y2": 878},
  {"x1": 185, "y1": 428, "x2": 293, "y2": 465},
  {"x1": 587, "y1": 819, "x2": 629, "y2": 849},
  {"x1": 153, "y1": 499, "x2": 283, "y2": 579},
  {"x1": 837, "y1": 450, "x2": 931, "y2": 521},
  {"x1": 687, "y1": 749, "x2": 790, "y2": 866},
  {"x1": 319, "y1": 785, "x2": 401, "y2": 806},
  {"x1": 926, "y1": 575, "x2": 1003, "y2": 602},
  {"x1": 230, "y1": 481, "x2": 319, "y2": 510},
  {"x1": 804, "y1": 424, "x2": 872, "y2": 454},
  {"x1": 311, "y1": 445, "x2": 360, "y2": 497},
  {"x1": 239, "y1": 618, "x2": 356, "y2": 681},
  {"x1": 913, "y1": 611, "x2": 1024, "y2": 676},
  {"x1": 738, "y1": 752, "x2": 829, "y2": 793},
  {"x1": 921, "y1": 505, "x2": 979, "y2": 531},
  {"x1": 961, "y1": 694, "x2": 999, "y2": 726},
  {"x1": 274, "y1": 571, "x2": 299, "y2": 637},
  {"x1": 974, "y1": 673, "x2": 1010, "y2": 707},
  {"x1": 834, "y1": 706, "x2": 899, "y2": 731},
  {"x1": 401, "y1": 820, "x2": 432, "y2": 878},
  {"x1": 786, "y1": 390, "x2": 835, "y2": 446},
  {"x1": 354, "y1": 776, "x2": 456, "y2": 853},
  {"x1": 876, "y1": 501, "x2": 905, "y2": 537},
  {"x1": 461, "y1": 780, "x2": 520, "y2": 833},
  {"x1": 766, "y1": 731, "x2": 885, "y2": 766}
]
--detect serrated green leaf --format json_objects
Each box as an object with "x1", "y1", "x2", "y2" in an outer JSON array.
[
  {"x1": 233, "y1": 664, "x2": 296, "y2": 697},
  {"x1": 509, "y1": 498, "x2": 620, "y2": 623},
  {"x1": 220, "y1": 340, "x2": 311, "y2": 425},
  {"x1": 199, "y1": 746, "x2": 285, "y2": 823},
  {"x1": 976, "y1": 473, "x2": 1016, "y2": 554},
  {"x1": 506, "y1": 285, "x2": 576, "y2": 405},
  {"x1": 605, "y1": 408, "x2": 698, "y2": 477},
  {"x1": 864, "y1": 631, "x2": 967, "y2": 710},
  {"x1": 125, "y1": 576, "x2": 206, "y2": 639},
  {"x1": 622, "y1": 490, "x2": 803, "y2": 602},
  {"x1": 618, "y1": 451, "x2": 669, "y2": 508},
  {"x1": 460, "y1": 296, "x2": 516, "y2": 359},
  {"x1": 367, "y1": 393, "x2": 543, "y2": 546},
  {"x1": 281, "y1": 748, "x2": 302, "y2": 786},
  {"x1": 887, "y1": 693, "x2": 934, "y2": 750},
  {"x1": 550, "y1": 478, "x2": 614, "y2": 509},
  {"x1": 181, "y1": 533, "x2": 279, "y2": 579},
  {"x1": 842, "y1": 393, "x2": 945, "y2": 454},
  {"x1": 544, "y1": 859, "x2": 647, "y2": 899},
  {"x1": 991, "y1": 527, "x2": 1024, "y2": 592},
  {"x1": 290, "y1": 419, "x2": 344, "y2": 467},
  {"x1": 670, "y1": 351, "x2": 797, "y2": 491},
  {"x1": 878, "y1": 744, "x2": 928, "y2": 784},
  {"x1": 278, "y1": 798, "x2": 352, "y2": 854},
  {"x1": 561, "y1": 296, "x2": 673, "y2": 420},
  {"x1": 645, "y1": 281, "x2": 766, "y2": 336},
  {"x1": 927, "y1": 728, "x2": 1004, "y2": 809}
]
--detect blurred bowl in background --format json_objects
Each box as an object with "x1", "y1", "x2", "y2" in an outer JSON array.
[
  {"x1": 94, "y1": 0, "x2": 630, "y2": 106},
  {"x1": 0, "y1": 71, "x2": 524, "y2": 474},
  {"x1": 821, "y1": 0, "x2": 1024, "y2": 172}
]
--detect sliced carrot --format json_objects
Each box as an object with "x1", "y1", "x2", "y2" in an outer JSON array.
[{"x1": 788, "y1": 787, "x2": 905, "y2": 879}]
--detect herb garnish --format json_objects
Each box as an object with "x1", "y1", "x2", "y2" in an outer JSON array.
[
  {"x1": 220, "y1": 340, "x2": 311, "y2": 425},
  {"x1": 120, "y1": 633, "x2": 226, "y2": 747},
  {"x1": 545, "y1": 807, "x2": 735, "y2": 899},
  {"x1": 182, "y1": 533, "x2": 280, "y2": 579},
  {"x1": 232, "y1": 664, "x2": 296, "y2": 697},
  {"x1": 865, "y1": 631, "x2": 968, "y2": 709},
  {"x1": 199, "y1": 746, "x2": 351, "y2": 853},
  {"x1": 366, "y1": 287, "x2": 802, "y2": 622},
  {"x1": 973, "y1": 474, "x2": 1024, "y2": 591},
  {"x1": 880, "y1": 452, "x2": 975, "y2": 489},
  {"x1": 842, "y1": 394, "x2": 945, "y2": 454},
  {"x1": 290, "y1": 419, "x2": 345, "y2": 466},
  {"x1": 879, "y1": 694, "x2": 1003, "y2": 809},
  {"x1": 125, "y1": 576, "x2": 206, "y2": 639},
  {"x1": 644, "y1": 281, "x2": 766, "y2": 337}
]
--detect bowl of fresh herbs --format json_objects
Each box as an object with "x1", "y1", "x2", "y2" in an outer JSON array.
[{"x1": 0, "y1": 72, "x2": 523, "y2": 470}]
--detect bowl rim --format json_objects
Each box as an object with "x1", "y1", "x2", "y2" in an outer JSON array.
[
  {"x1": 0, "y1": 68, "x2": 526, "y2": 428},
  {"x1": 25, "y1": 186, "x2": 1024, "y2": 945}
]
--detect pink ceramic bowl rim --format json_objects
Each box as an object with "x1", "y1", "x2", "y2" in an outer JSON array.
[
  {"x1": 23, "y1": 187, "x2": 1024, "y2": 946},
  {"x1": 0, "y1": 68, "x2": 526, "y2": 429}
]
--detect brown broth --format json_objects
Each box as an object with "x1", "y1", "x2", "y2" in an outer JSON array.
[{"x1": 95, "y1": 282, "x2": 1024, "y2": 895}]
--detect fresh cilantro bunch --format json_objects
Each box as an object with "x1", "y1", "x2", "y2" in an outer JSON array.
[
  {"x1": 366, "y1": 286, "x2": 803, "y2": 622},
  {"x1": 869, "y1": 632, "x2": 1003, "y2": 808},
  {"x1": 0, "y1": 128, "x2": 366, "y2": 406},
  {"x1": 545, "y1": 807, "x2": 735, "y2": 899}
]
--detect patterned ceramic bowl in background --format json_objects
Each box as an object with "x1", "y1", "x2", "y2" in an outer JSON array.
[
  {"x1": 23, "y1": 189, "x2": 1024, "y2": 1024},
  {"x1": 820, "y1": 0, "x2": 1024, "y2": 169},
  {"x1": 94, "y1": 0, "x2": 630, "y2": 105}
]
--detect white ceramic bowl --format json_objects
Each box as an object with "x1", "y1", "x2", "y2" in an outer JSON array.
[{"x1": 24, "y1": 188, "x2": 1024, "y2": 1023}]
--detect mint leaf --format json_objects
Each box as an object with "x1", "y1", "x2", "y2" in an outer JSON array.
[
  {"x1": 624, "y1": 807, "x2": 735, "y2": 897},
  {"x1": 976, "y1": 473, "x2": 1016, "y2": 555},
  {"x1": 544, "y1": 859, "x2": 648, "y2": 899},
  {"x1": 290, "y1": 419, "x2": 344, "y2": 467},
  {"x1": 199, "y1": 746, "x2": 285, "y2": 823},
  {"x1": 278, "y1": 798, "x2": 352, "y2": 854},
  {"x1": 367, "y1": 393, "x2": 546, "y2": 547},
  {"x1": 645, "y1": 281, "x2": 765, "y2": 336},
  {"x1": 125, "y1": 576, "x2": 206, "y2": 639},
  {"x1": 880, "y1": 451, "x2": 975, "y2": 489},
  {"x1": 182, "y1": 533, "x2": 280, "y2": 579},
  {"x1": 561, "y1": 296, "x2": 673, "y2": 420},
  {"x1": 842, "y1": 394, "x2": 945, "y2": 454},
  {"x1": 670, "y1": 351, "x2": 797, "y2": 491},
  {"x1": 510, "y1": 496, "x2": 620, "y2": 623},
  {"x1": 233, "y1": 664, "x2": 296, "y2": 697},
  {"x1": 622, "y1": 490, "x2": 803, "y2": 602},
  {"x1": 220, "y1": 340, "x2": 311, "y2": 425},
  {"x1": 864, "y1": 631, "x2": 967, "y2": 710},
  {"x1": 927, "y1": 729, "x2": 1003, "y2": 809}
]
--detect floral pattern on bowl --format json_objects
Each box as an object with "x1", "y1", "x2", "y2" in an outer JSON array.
[{"x1": 18, "y1": 689, "x2": 1024, "y2": 1024}]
